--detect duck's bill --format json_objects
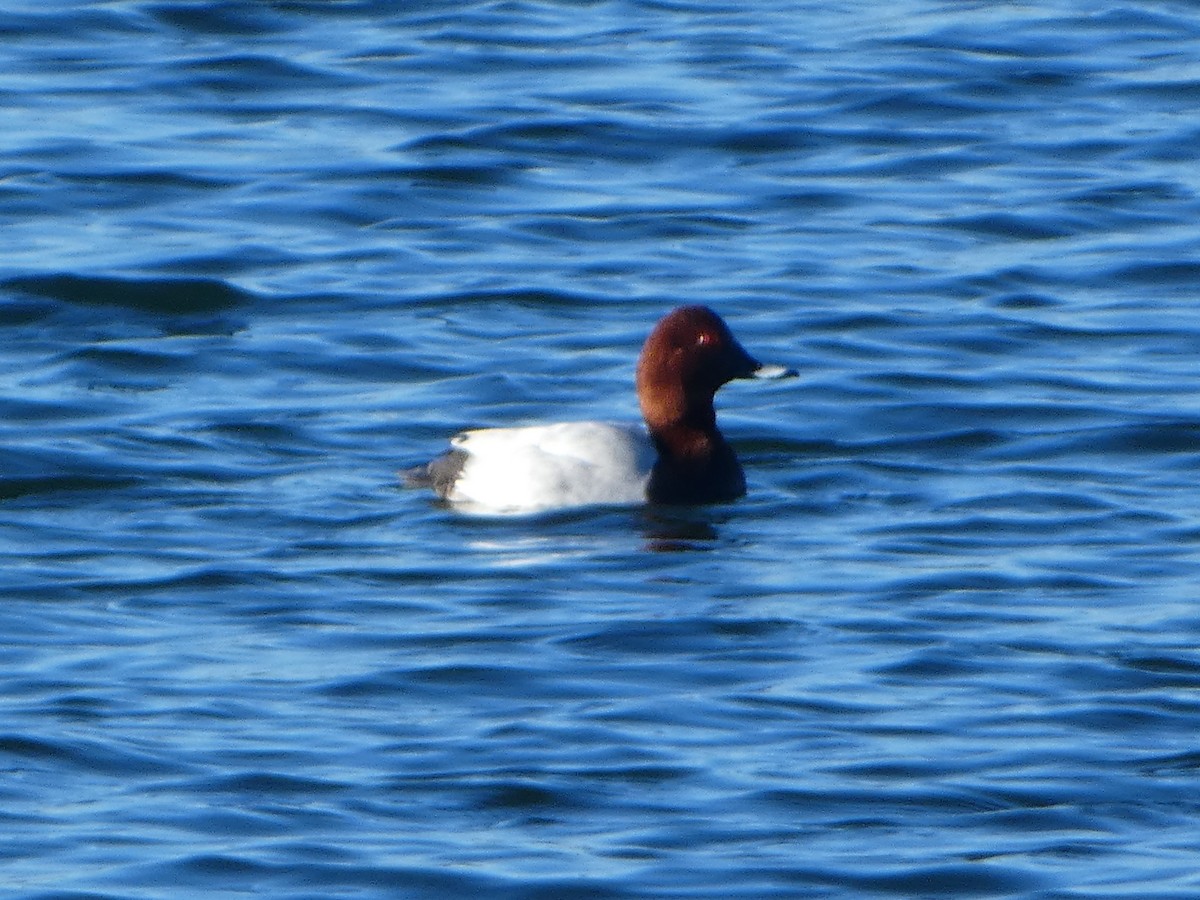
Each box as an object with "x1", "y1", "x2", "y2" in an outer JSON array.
[{"x1": 749, "y1": 362, "x2": 798, "y2": 380}]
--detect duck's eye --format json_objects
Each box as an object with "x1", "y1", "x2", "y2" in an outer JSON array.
[{"x1": 695, "y1": 331, "x2": 715, "y2": 347}]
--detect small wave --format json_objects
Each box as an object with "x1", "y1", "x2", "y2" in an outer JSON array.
[
  {"x1": 409, "y1": 287, "x2": 607, "y2": 312},
  {"x1": 63, "y1": 345, "x2": 191, "y2": 375},
  {"x1": 1007, "y1": 421, "x2": 1200, "y2": 459},
  {"x1": 162, "y1": 53, "x2": 358, "y2": 93},
  {"x1": 937, "y1": 212, "x2": 1076, "y2": 241},
  {"x1": 1109, "y1": 260, "x2": 1200, "y2": 287},
  {"x1": 2, "y1": 273, "x2": 253, "y2": 316},
  {"x1": 142, "y1": 2, "x2": 293, "y2": 37},
  {"x1": 0, "y1": 733, "x2": 186, "y2": 778},
  {"x1": 0, "y1": 474, "x2": 138, "y2": 501}
]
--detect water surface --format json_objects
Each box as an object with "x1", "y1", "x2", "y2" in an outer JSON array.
[{"x1": 4, "y1": 1, "x2": 1200, "y2": 897}]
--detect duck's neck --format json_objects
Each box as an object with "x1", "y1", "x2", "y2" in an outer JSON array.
[
  {"x1": 641, "y1": 380, "x2": 720, "y2": 460},
  {"x1": 649, "y1": 417, "x2": 720, "y2": 460},
  {"x1": 644, "y1": 415, "x2": 745, "y2": 504}
]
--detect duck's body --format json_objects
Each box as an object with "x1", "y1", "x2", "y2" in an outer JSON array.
[
  {"x1": 405, "y1": 305, "x2": 794, "y2": 515},
  {"x1": 426, "y1": 421, "x2": 655, "y2": 513}
]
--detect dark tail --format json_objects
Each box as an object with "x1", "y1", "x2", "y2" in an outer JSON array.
[{"x1": 400, "y1": 449, "x2": 467, "y2": 499}]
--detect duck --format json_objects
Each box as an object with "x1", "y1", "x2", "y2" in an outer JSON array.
[{"x1": 404, "y1": 305, "x2": 795, "y2": 514}]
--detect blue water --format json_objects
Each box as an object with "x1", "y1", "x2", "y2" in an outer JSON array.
[{"x1": 4, "y1": 1, "x2": 1200, "y2": 897}]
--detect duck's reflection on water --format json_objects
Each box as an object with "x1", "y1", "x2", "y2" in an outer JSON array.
[
  {"x1": 453, "y1": 503, "x2": 730, "y2": 566},
  {"x1": 639, "y1": 506, "x2": 725, "y2": 553}
]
